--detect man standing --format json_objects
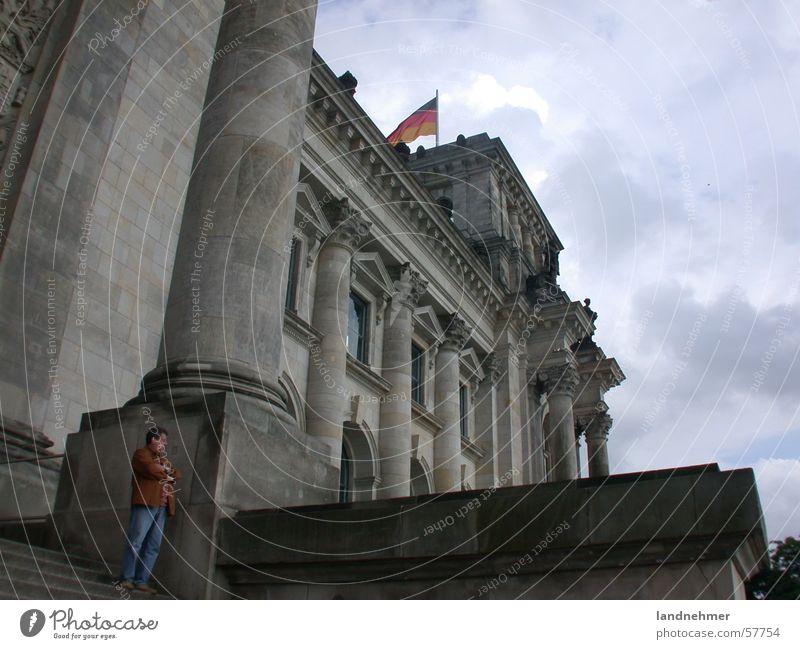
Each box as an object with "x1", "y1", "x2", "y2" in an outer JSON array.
[{"x1": 118, "y1": 428, "x2": 182, "y2": 594}]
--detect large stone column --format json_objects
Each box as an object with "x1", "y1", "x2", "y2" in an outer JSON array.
[
  {"x1": 433, "y1": 314, "x2": 470, "y2": 492},
  {"x1": 474, "y1": 354, "x2": 500, "y2": 489},
  {"x1": 541, "y1": 362, "x2": 580, "y2": 481},
  {"x1": 141, "y1": 0, "x2": 318, "y2": 409},
  {"x1": 378, "y1": 265, "x2": 427, "y2": 498},
  {"x1": 585, "y1": 412, "x2": 612, "y2": 477},
  {"x1": 306, "y1": 199, "x2": 371, "y2": 465}
]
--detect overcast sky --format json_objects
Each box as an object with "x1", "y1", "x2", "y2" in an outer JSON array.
[{"x1": 313, "y1": 0, "x2": 800, "y2": 541}]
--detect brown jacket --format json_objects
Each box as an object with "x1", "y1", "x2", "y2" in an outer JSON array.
[{"x1": 130, "y1": 447, "x2": 183, "y2": 516}]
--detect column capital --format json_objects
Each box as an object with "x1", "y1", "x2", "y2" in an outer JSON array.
[
  {"x1": 392, "y1": 262, "x2": 428, "y2": 309},
  {"x1": 323, "y1": 198, "x2": 372, "y2": 252},
  {"x1": 586, "y1": 412, "x2": 613, "y2": 440},
  {"x1": 439, "y1": 313, "x2": 471, "y2": 352},
  {"x1": 539, "y1": 362, "x2": 580, "y2": 398},
  {"x1": 482, "y1": 352, "x2": 502, "y2": 385}
]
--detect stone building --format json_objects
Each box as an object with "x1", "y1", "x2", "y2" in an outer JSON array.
[{"x1": 0, "y1": 1, "x2": 766, "y2": 599}]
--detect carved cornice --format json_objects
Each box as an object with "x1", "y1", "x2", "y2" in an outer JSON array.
[
  {"x1": 411, "y1": 400, "x2": 443, "y2": 432},
  {"x1": 322, "y1": 197, "x2": 372, "y2": 252},
  {"x1": 439, "y1": 313, "x2": 471, "y2": 351},
  {"x1": 283, "y1": 309, "x2": 322, "y2": 346},
  {"x1": 346, "y1": 355, "x2": 392, "y2": 394},
  {"x1": 539, "y1": 362, "x2": 580, "y2": 398},
  {"x1": 461, "y1": 436, "x2": 485, "y2": 462},
  {"x1": 392, "y1": 262, "x2": 428, "y2": 309}
]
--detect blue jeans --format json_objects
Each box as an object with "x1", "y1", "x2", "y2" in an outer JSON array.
[{"x1": 119, "y1": 505, "x2": 167, "y2": 584}]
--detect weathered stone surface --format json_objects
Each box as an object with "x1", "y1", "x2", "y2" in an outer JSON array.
[{"x1": 217, "y1": 465, "x2": 767, "y2": 599}]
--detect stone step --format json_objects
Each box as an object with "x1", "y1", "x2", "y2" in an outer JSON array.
[
  {"x1": 0, "y1": 538, "x2": 170, "y2": 600},
  {"x1": 2, "y1": 564, "x2": 127, "y2": 599},
  {"x1": 0, "y1": 538, "x2": 110, "y2": 575}
]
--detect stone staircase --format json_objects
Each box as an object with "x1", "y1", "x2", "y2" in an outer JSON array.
[{"x1": 0, "y1": 538, "x2": 169, "y2": 599}]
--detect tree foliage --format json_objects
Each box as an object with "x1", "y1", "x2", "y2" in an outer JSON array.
[{"x1": 747, "y1": 536, "x2": 800, "y2": 600}]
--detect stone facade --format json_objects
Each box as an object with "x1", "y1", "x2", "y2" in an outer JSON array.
[{"x1": 0, "y1": 1, "x2": 766, "y2": 599}]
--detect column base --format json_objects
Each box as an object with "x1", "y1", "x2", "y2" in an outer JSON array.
[{"x1": 137, "y1": 358, "x2": 288, "y2": 412}]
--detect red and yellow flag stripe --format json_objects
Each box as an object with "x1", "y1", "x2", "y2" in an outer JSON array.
[{"x1": 387, "y1": 97, "x2": 437, "y2": 145}]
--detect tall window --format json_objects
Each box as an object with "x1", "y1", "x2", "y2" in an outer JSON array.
[
  {"x1": 459, "y1": 384, "x2": 469, "y2": 439},
  {"x1": 411, "y1": 344, "x2": 424, "y2": 404},
  {"x1": 347, "y1": 292, "x2": 368, "y2": 362},
  {"x1": 284, "y1": 237, "x2": 300, "y2": 311},
  {"x1": 338, "y1": 442, "x2": 352, "y2": 503}
]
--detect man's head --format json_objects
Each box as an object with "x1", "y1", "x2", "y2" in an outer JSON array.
[{"x1": 145, "y1": 428, "x2": 166, "y2": 453}]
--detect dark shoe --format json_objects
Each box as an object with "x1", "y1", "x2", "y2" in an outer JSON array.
[
  {"x1": 135, "y1": 582, "x2": 158, "y2": 594},
  {"x1": 117, "y1": 580, "x2": 135, "y2": 590}
]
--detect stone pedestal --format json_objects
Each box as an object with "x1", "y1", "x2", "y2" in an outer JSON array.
[
  {"x1": 378, "y1": 265, "x2": 427, "y2": 498},
  {"x1": 305, "y1": 199, "x2": 371, "y2": 466},
  {"x1": 541, "y1": 362, "x2": 579, "y2": 481},
  {"x1": 433, "y1": 315, "x2": 470, "y2": 492},
  {"x1": 51, "y1": 394, "x2": 338, "y2": 599}
]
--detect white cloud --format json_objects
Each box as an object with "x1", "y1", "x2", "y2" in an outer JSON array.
[{"x1": 443, "y1": 73, "x2": 550, "y2": 124}]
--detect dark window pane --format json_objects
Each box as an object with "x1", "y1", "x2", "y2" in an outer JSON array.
[
  {"x1": 347, "y1": 293, "x2": 368, "y2": 362},
  {"x1": 411, "y1": 344, "x2": 424, "y2": 404},
  {"x1": 284, "y1": 238, "x2": 300, "y2": 310},
  {"x1": 459, "y1": 384, "x2": 469, "y2": 439}
]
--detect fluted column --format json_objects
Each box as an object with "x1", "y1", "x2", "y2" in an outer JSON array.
[
  {"x1": 142, "y1": 0, "x2": 318, "y2": 408},
  {"x1": 433, "y1": 314, "x2": 470, "y2": 492},
  {"x1": 585, "y1": 412, "x2": 612, "y2": 477},
  {"x1": 541, "y1": 362, "x2": 580, "y2": 481},
  {"x1": 378, "y1": 265, "x2": 428, "y2": 498},
  {"x1": 306, "y1": 199, "x2": 371, "y2": 465}
]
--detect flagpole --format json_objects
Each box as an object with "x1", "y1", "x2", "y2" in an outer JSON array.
[{"x1": 435, "y1": 89, "x2": 439, "y2": 147}]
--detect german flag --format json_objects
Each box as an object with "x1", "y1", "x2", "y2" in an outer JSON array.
[{"x1": 387, "y1": 97, "x2": 437, "y2": 145}]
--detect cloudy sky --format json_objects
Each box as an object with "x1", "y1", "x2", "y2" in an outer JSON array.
[{"x1": 313, "y1": 0, "x2": 800, "y2": 540}]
